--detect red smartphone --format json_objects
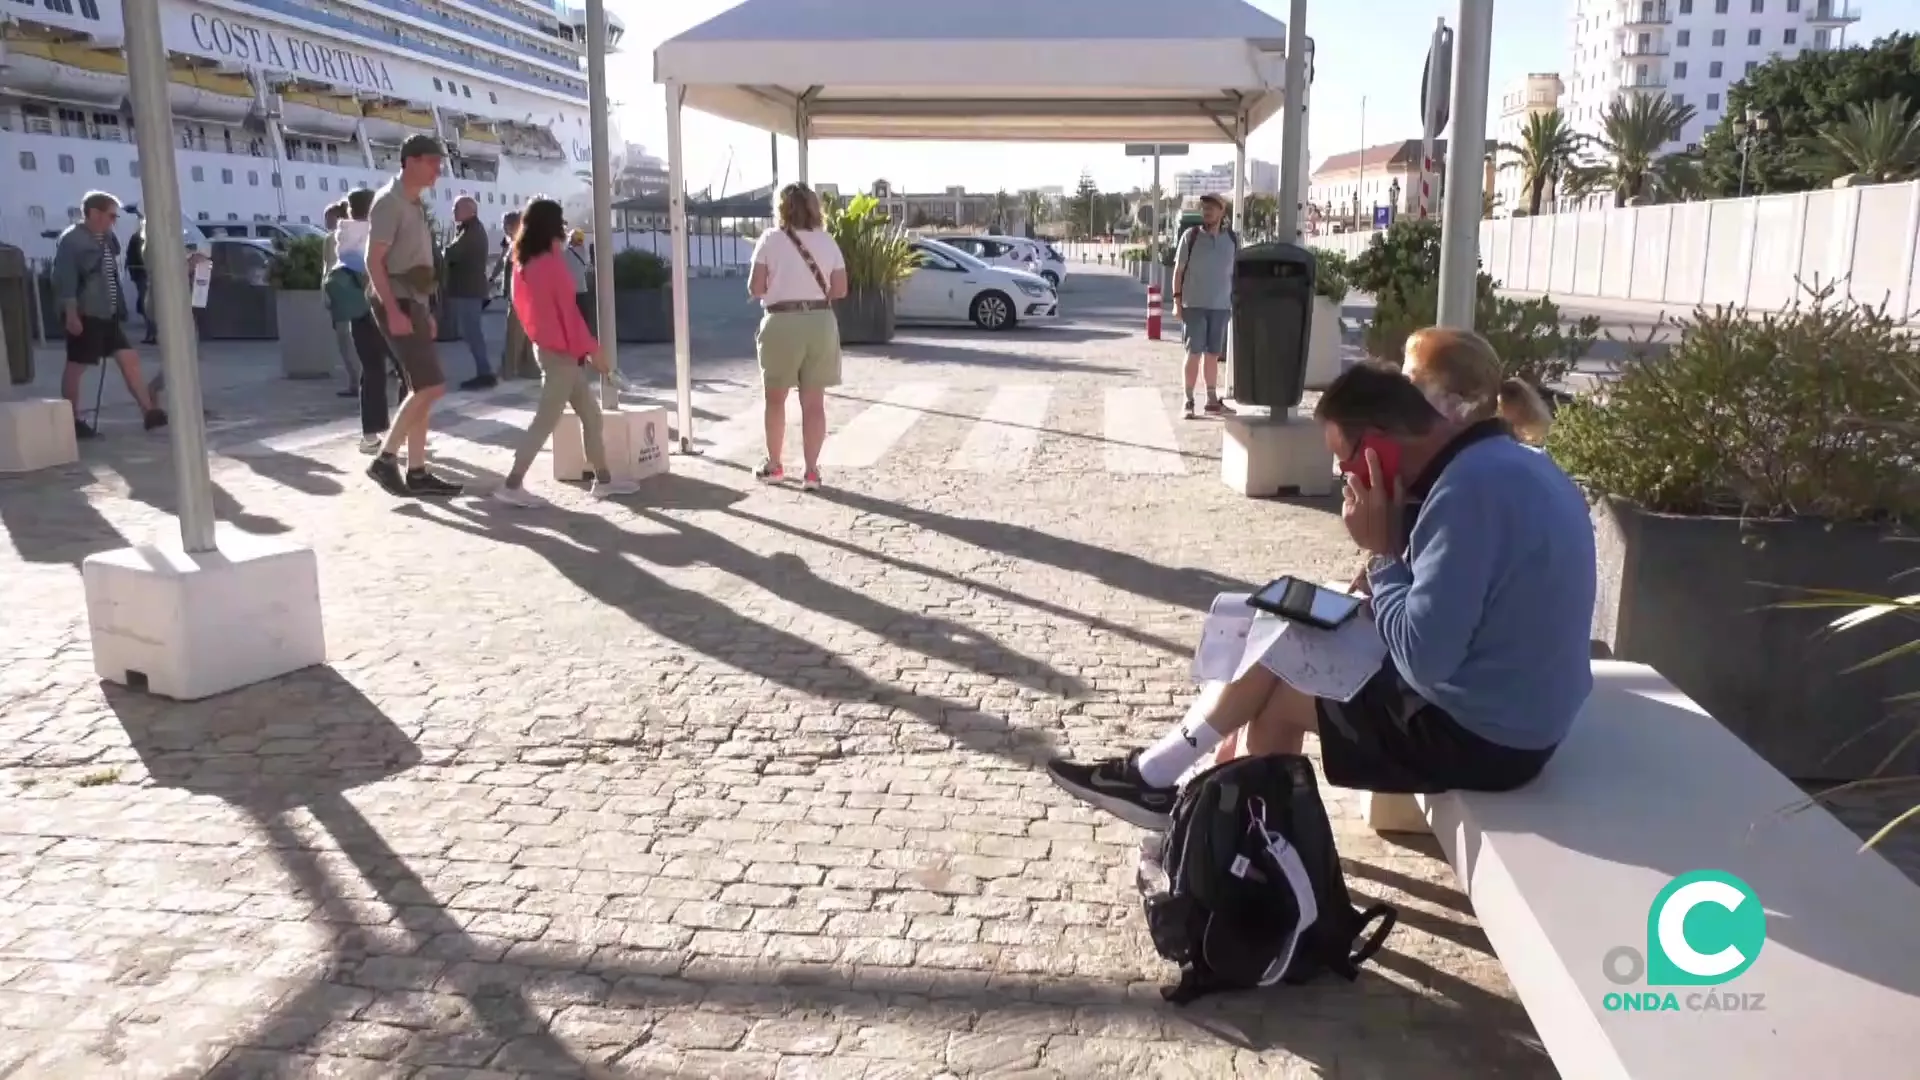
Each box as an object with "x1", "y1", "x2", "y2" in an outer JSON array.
[{"x1": 1339, "y1": 435, "x2": 1401, "y2": 492}]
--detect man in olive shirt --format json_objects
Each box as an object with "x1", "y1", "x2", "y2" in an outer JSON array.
[
  {"x1": 1171, "y1": 193, "x2": 1240, "y2": 419},
  {"x1": 365, "y1": 134, "x2": 460, "y2": 497}
]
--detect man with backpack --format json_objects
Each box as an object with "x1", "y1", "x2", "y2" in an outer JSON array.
[
  {"x1": 1170, "y1": 193, "x2": 1238, "y2": 420},
  {"x1": 1048, "y1": 362, "x2": 1597, "y2": 829}
]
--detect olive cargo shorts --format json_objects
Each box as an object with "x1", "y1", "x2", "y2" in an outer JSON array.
[{"x1": 757, "y1": 309, "x2": 842, "y2": 392}]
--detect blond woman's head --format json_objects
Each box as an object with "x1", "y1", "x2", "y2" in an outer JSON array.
[
  {"x1": 1401, "y1": 326, "x2": 1553, "y2": 445},
  {"x1": 776, "y1": 183, "x2": 823, "y2": 232}
]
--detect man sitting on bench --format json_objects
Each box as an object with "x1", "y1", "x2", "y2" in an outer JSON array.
[{"x1": 1048, "y1": 362, "x2": 1599, "y2": 830}]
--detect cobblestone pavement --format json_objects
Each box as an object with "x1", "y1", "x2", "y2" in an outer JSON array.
[{"x1": 2, "y1": 268, "x2": 1912, "y2": 1079}]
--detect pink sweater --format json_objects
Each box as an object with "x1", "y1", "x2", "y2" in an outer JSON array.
[{"x1": 511, "y1": 249, "x2": 598, "y2": 362}]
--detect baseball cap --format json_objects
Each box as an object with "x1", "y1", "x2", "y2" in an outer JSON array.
[
  {"x1": 400, "y1": 134, "x2": 445, "y2": 160},
  {"x1": 1198, "y1": 193, "x2": 1226, "y2": 209}
]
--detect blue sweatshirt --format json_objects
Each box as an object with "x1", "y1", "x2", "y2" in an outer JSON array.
[{"x1": 1366, "y1": 434, "x2": 1597, "y2": 750}]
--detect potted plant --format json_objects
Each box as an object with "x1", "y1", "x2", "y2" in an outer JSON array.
[
  {"x1": 1305, "y1": 248, "x2": 1351, "y2": 390},
  {"x1": 269, "y1": 234, "x2": 335, "y2": 379},
  {"x1": 1548, "y1": 289, "x2": 1920, "y2": 780},
  {"x1": 825, "y1": 194, "x2": 914, "y2": 345},
  {"x1": 612, "y1": 248, "x2": 671, "y2": 343}
]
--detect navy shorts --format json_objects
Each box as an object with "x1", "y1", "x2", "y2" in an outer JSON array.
[
  {"x1": 1182, "y1": 306, "x2": 1230, "y2": 356},
  {"x1": 1315, "y1": 659, "x2": 1557, "y2": 795}
]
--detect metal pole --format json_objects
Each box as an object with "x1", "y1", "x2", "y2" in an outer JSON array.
[
  {"x1": 1437, "y1": 0, "x2": 1493, "y2": 330},
  {"x1": 796, "y1": 101, "x2": 809, "y2": 183},
  {"x1": 1419, "y1": 20, "x2": 1447, "y2": 220},
  {"x1": 125, "y1": 0, "x2": 216, "y2": 552},
  {"x1": 0, "y1": 275, "x2": 9, "y2": 385},
  {"x1": 770, "y1": 131, "x2": 779, "y2": 207},
  {"x1": 1358, "y1": 95, "x2": 1366, "y2": 231},
  {"x1": 1738, "y1": 136, "x2": 1749, "y2": 199},
  {"x1": 1150, "y1": 147, "x2": 1161, "y2": 287},
  {"x1": 1275, "y1": 0, "x2": 1308, "y2": 242},
  {"x1": 666, "y1": 82, "x2": 694, "y2": 451},
  {"x1": 586, "y1": 0, "x2": 619, "y2": 411}
]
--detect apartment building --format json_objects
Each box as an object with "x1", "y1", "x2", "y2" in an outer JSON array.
[
  {"x1": 1565, "y1": 0, "x2": 1862, "y2": 154},
  {"x1": 1492, "y1": 73, "x2": 1566, "y2": 216},
  {"x1": 1173, "y1": 159, "x2": 1282, "y2": 197}
]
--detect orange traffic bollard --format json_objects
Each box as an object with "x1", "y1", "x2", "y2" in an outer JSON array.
[{"x1": 1146, "y1": 284, "x2": 1162, "y2": 341}]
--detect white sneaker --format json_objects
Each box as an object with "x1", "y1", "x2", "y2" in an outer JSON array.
[
  {"x1": 358, "y1": 435, "x2": 383, "y2": 455},
  {"x1": 591, "y1": 478, "x2": 641, "y2": 499},
  {"x1": 492, "y1": 485, "x2": 545, "y2": 508}
]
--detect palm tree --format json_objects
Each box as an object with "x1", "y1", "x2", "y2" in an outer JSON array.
[
  {"x1": 990, "y1": 189, "x2": 1013, "y2": 232},
  {"x1": 1805, "y1": 96, "x2": 1920, "y2": 185},
  {"x1": 1588, "y1": 93, "x2": 1697, "y2": 207},
  {"x1": 1497, "y1": 109, "x2": 1585, "y2": 216},
  {"x1": 1654, "y1": 152, "x2": 1709, "y2": 202},
  {"x1": 1240, "y1": 193, "x2": 1278, "y2": 236},
  {"x1": 1020, "y1": 189, "x2": 1049, "y2": 235}
]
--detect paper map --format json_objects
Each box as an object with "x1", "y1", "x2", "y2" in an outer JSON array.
[{"x1": 1192, "y1": 590, "x2": 1388, "y2": 703}]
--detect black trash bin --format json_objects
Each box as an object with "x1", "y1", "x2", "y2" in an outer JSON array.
[
  {"x1": 1230, "y1": 243, "x2": 1317, "y2": 410},
  {"x1": 0, "y1": 244, "x2": 33, "y2": 385}
]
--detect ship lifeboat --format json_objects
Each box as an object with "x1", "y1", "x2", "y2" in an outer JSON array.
[
  {"x1": 361, "y1": 103, "x2": 436, "y2": 147},
  {"x1": 168, "y1": 59, "x2": 253, "y2": 123},
  {"x1": 453, "y1": 121, "x2": 500, "y2": 161},
  {"x1": 0, "y1": 28, "x2": 128, "y2": 106},
  {"x1": 276, "y1": 88, "x2": 362, "y2": 140}
]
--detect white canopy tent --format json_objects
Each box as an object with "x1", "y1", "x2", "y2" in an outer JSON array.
[{"x1": 652, "y1": 0, "x2": 1296, "y2": 450}]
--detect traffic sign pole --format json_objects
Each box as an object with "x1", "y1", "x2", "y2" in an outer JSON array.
[
  {"x1": 1437, "y1": 0, "x2": 1493, "y2": 330},
  {"x1": 1276, "y1": 0, "x2": 1308, "y2": 242},
  {"x1": 1419, "y1": 20, "x2": 1452, "y2": 221}
]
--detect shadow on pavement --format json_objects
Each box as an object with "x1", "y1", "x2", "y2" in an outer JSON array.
[
  {"x1": 0, "y1": 452, "x2": 291, "y2": 565},
  {"x1": 808, "y1": 485, "x2": 1253, "y2": 612},
  {"x1": 855, "y1": 338, "x2": 1135, "y2": 375},
  {"x1": 393, "y1": 473, "x2": 1076, "y2": 765}
]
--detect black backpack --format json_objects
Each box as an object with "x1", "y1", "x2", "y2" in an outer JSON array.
[{"x1": 1139, "y1": 753, "x2": 1397, "y2": 1004}]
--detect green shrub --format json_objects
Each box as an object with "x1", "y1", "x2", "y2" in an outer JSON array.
[
  {"x1": 1350, "y1": 218, "x2": 1442, "y2": 307},
  {"x1": 1547, "y1": 289, "x2": 1920, "y2": 521},
  {"x1": 1314, "y1": 249, "x2": 1351, "y2": 305},
  {"x1": 270, "y1": 234, "x2": 326, "y2": 290},
  {"x1": 826, "y1": 194, "x2": 916, "y2": 293},
  {"x1": 1364, "y1": 272, "x2": 1598, "y2": 387},
  {"x1": 611, "y1": 248, "x2": 668, "y2": 290}
]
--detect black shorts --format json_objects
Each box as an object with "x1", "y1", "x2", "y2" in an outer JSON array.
[
  {"x1": 1315, "y1": 660, "x2": 1556, "y2": 794},
  {"x1": 65, "y1": 316, "x2": 130, "y2": 366}
]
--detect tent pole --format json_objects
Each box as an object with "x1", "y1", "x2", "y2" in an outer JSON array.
[
  {"x1": 586, "y1": 0, "x2": 619, "y2": 410},
  {"x1": 667, "y1": 81, "x2": 694, "y2": 451},
  {"x1": 796, "y1": 100, "x2": 809, "y2": 183},
  {"x1": 1276, "y1": 0, "x2": 1308, "y2": 243}
]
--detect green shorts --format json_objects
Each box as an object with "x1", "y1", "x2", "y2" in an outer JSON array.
[{"x1": 757, "y1": 309, "x2": 842, "y2": 392}]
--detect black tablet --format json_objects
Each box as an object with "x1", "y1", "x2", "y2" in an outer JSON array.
[{"x1": 1246, "y1": 576, "x2": 1365, "y2": 630}]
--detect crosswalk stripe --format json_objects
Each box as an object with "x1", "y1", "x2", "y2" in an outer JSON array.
[
  {"x1": 819, "y1": 383, "x2": 946, "y2": 469},
  {"x1": 1103, "y1": 387, "x2": 1185, "y2": 475},
  {"x1": 946, "y1": 384, "x2": 1051, "y2": 473}
]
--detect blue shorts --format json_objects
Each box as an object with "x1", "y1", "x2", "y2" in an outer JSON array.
[{"x1": 1182, "y1": 306, "x2": 1230, "y2": 356}]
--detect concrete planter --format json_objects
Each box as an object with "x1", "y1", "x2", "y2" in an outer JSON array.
[
  {"x1": 614, "y1": 287, "x2": 672, "y2": 343},
  {"x1": 1590, "y1": 496, "x2": 1918, "y2": 781},
  {"x1": 1305, "y1": 295, "x2": 1344, "y2": 390},
  {"x1": 196, "y1": 282, "x2": 277, "y2": 340},
  {"x1": 833, "y1": 288, "x2": 894, "y2": 345},
  {"x1": 275, "y1": 290, "x2": 337, "y2": 379}
]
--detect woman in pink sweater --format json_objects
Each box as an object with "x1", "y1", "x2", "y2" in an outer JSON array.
[{"x1": 494, "y1": 198, "x2": 638, "y2": 505}]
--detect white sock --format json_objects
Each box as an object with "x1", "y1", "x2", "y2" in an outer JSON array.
[{"x1": 1137, "y1": 685, "x2": 1227, "y2": 788}]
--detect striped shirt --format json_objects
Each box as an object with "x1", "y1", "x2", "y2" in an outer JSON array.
[{"x1": 100, "y1": 234, "x2": 121, "y2": 313}]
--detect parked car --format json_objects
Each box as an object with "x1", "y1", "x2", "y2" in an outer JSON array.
[
  {"x1": 933, "y1": 234, "x2": 1068, "y2": 289},
  {"x1": 900, "y1": 238, "x2": 1057, "y2": 331},
  {"x1": 201, "y1": 221, "x2": 329, "y2": 245}
]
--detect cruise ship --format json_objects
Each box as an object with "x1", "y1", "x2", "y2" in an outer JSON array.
[{"x1": 0, "y1": 0, "x2": 623, "y2": 258}]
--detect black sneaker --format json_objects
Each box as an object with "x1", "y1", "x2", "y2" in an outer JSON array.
[
  {"x1": 74, "y1": 420, "x2": 99, "y2": 440},
  {"x1": 1204, "y1": 398, "x2": 1236, "y2": 417},
  {"x1": 366, "y1": 456, "x2": 410, "y2": 497},
  {"x1": 1046, "y1": 751, "x2": 1177, "y2": 830},
  {"x1": 406, "y1": 469, "x2": 464, "y2": 498},
  {"x1": 143, "y1": 408, "x2": 168, "y2": 431},
  {"x1": 1182, "y1": 397, "x2": 1197, "y2": 420}
]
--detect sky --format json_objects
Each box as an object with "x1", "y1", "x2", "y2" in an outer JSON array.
[{"x1": 607, "y1": 0, "x2": 1919, "y2": 199}]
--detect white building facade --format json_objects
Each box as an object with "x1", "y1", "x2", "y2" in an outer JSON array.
[
  {"x1": 1173, "y1": 159, "x2": 1280, "y2": 197},
  {"x1": 1565, "y1": 0, "x2": 1862, "y2": 155},
  {"x1": 1493, "y1": 73, "x2": 1565, "y2": 216}
]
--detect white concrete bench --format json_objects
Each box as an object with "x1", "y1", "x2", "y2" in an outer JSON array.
[
  {"x1": 1364, "y1": 661, "x2": 1920, "y2": 1079},
  {"x1": 0, "y1": 397, "x2": 79, "y2": 474}
]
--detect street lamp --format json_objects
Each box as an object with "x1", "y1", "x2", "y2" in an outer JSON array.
[{"x1": 1733, "y1": 108, "x2": 1772, "y2": 198}]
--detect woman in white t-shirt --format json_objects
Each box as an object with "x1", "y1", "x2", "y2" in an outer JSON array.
[{"x1": 747, "y1": 183, "x2": 847, "y2": 490}]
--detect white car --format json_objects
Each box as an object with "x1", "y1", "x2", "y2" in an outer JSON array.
[
  {"x1": 899, "y1": 238, "x2": 1057, "y2": 331},
  {"x1": 934, "y1": 234, "x2": 1068, "y2": 289}
]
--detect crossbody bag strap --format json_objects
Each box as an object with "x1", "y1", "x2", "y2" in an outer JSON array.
[{"x1": 782, "y1": 227, "x2": 831, "y2": 301}]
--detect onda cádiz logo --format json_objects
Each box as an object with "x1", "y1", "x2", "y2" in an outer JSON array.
[{"x1": 1601, "y1": 870, "x2": 1768, "y2": 1014}]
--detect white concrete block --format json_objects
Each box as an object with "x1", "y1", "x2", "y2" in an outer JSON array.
[
  {"x1": 1361, "y1": 791, "x2": 1433, "y2": 834},
  {"x1": 552, "y1": 406, "x2": 671, "y2": 484},
  {"x1": 0, "y1": 398, "x2": 80, "y2": 474},
  {"x1": 82, "y1": 525, "x2": 327, "y2": 701},
  {"x1": 1220, "y1": 411, "x2": 1337, "y2": 498},
  {"x1": 1304, "y1": 297, "x2": 1345, "y2": 391}
]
